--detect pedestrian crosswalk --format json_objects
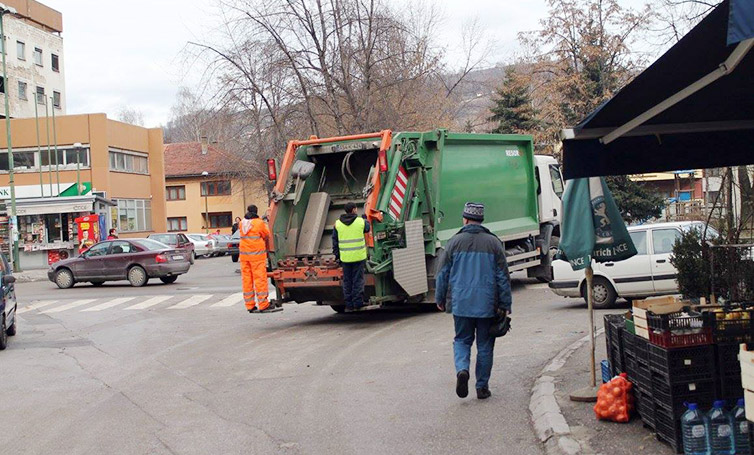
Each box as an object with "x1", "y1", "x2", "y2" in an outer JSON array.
[{"x1": 18, "y1": 291, "x2": 267, "y2": 316}]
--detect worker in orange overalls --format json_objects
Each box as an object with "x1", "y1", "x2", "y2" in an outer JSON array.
[{"x1": 239, "y1": 204, "x2": 281, "y2": 313}]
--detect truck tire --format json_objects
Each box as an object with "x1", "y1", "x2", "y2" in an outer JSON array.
[{"x1": 582, "y1": 276, "x2": 617, "y2": 309}]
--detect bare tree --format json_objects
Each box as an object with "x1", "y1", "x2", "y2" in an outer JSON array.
[{"x1": 116, "y1": 106, "x2": 145, "y2": 126}]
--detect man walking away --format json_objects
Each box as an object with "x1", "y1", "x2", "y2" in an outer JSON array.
[
  {"x1": 435, "y1": 202, "x2": 512, "y2": 399},
  {"x1": 239, "y1": 205, "x2": 280, "y2": 313},
  {"x1": 332, "y1": 202, "x2": 370, "y2": 312}
]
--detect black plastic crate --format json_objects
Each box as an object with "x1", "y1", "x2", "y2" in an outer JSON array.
[
  {"x1": 609, "y1": 346, "x2": 625, "y2": 376},
  {"x1": 604, "y1": 314, "x2": 625, "y2": 349},
  {"x1": 649, "y1": 344, "x2": 716, "y2": 384},
  {"x1": 655, "y1": 404, "x2": 683, "y2": 454},
  {"x1": 711, "y1": 309, "x2": 754, "y2": 344},
  {"x1": 653, "y1": 374, "x2": 716, "y2": 418},
  {"x1": 715, "y1": 343, "x2": 742, "y2": 374},
  {"x1": 647, "y1": 311, "x2": 712, "y2": 332},
  {"x1": 636, "y1": 389, "x2": 656, "y2": 429},
  {"x1": 718, "y1": 373, "x2": 744, "y2": 402},
  {"x1": 622, "y1": 328, "x2": 635, "y2": 350},
  {"x1": 624, "y1": 355, "x2": 638, "y2": 385},
  {"x1": 634, "y1": 334, "x2": 650, "y2": 365}
]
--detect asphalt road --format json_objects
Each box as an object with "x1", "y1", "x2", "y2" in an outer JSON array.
[{"x1": 2, "y1": 257, "x2": 609, "y2": 455}]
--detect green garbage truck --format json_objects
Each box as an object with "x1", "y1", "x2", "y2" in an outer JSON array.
[{"x1": 266, "y1": 129, "x2": 564, "y2": 312}]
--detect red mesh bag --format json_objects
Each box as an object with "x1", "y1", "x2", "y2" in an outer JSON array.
[{"x1": 593, "y1": 373, "x2": 634, "y2": 423}]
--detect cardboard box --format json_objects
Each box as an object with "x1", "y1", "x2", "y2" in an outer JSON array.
[
  {"x1": 636, "y1": 326, "x2": 650, "y2": 339},
  {"x1": 633, "y1": 295, "x2": 685, "y2": 319},
  {"x1": 634, "y1": 315, "x2": 648, "y2": 330}
]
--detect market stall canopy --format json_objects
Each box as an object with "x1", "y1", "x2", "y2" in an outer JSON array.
[
  {"x1": 561, "y1": 0, "x2": 754, "y2": 180},
  {"x1": 14, "y1": 195, "x2": 115, "y2": 217}
]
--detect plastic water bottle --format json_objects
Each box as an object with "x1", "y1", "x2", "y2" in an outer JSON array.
[
  {"x1": 732, "y1": 398, "x2": 750, "y2": 455},
  {"x1": 707, "y1": 400, "x2": 734, "y2": 455},
  {"x1": 681, "y1": 402, "x2": 710, "y2": 455}
]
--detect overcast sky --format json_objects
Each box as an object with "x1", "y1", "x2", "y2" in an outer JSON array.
[{"x1": 41, "y1": 0, "x2": 650, "y2": 128}]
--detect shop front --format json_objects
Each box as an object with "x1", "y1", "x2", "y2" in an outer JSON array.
[{"x1": 1, "y1": 183, "x2": 115, "y2": 269}]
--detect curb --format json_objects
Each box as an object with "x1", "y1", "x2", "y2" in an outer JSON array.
[{"x1": 529, "y1": 327, "x2": 605, "y2": 455}]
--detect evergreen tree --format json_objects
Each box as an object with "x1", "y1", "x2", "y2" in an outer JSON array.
[
  {"x1": 488, "y1": 68, "x2": 540, "y2": 134},
  {"x1": 605, "y1": 175, "x2": 665, "y2": 224}
]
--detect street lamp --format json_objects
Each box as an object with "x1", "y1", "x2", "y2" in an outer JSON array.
[
  {"x1": 73, "y1": 142, "x2": 83, "y2": 195},
  {"x1": 201, "y1": 171, "x2": 209, "y2": 234},
  {"x1": 0, "y1": 3, "x2": 20, "y2": 271}
]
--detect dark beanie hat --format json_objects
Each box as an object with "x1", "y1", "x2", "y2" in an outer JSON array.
[
  {"x1": 463, "y1": 202, "x2": 484, "y2": 221},
  {"x1": 247, "y1": 204, "x2": 258, "y2": 214}
]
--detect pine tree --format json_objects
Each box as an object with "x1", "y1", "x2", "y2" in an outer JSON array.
[
  {"x1": 605, "y1": 175, "x2": 665, "y2": 224},
  {"x1": 488, "y1": 68, "x2": 540, "y2": 134}
]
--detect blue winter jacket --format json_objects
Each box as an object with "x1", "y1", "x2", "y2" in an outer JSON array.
[{"x1": 435, "y1": 224, "x2": 512, "y2": 318}]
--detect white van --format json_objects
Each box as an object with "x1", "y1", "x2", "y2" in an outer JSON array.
[{"x1": 548, "y1": 221, "x2": 718, "y2": 308}]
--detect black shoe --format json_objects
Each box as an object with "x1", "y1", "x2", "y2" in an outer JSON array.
[
  {"x1": 259, "y1": 306, "x2": 283, "y2": 313},
  {"x1": 248, "y1": 308, "x2": 259, "y2": 314},
  {"x1": 477, "y1": 387, "x2": 491, "y2": 399},
  {"x1": 456, "y1": 370, "x2": 469, "y2": 398}
]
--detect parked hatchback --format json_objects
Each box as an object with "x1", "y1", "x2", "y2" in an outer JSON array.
[
  {"x1": 147, "y1": 233, "x2": 195, "y2": 264},
  {"x1": 0, "y1": 252, "x2": 17, "y2": 350},
  {"x1": 49, "y1": 239, "x2": 191, "y2": 288},
  {"x1": 548, "y1": 221, "x2": 718, "y2": 308}
]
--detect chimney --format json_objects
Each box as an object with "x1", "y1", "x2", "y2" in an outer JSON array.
[{"x1": 200, "y1": 136, "x2": 208, "y2": 155}]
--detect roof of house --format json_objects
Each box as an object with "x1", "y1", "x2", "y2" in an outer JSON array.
[{"x1": 164, "y1": 142, "x2": 247, "y2": 178}]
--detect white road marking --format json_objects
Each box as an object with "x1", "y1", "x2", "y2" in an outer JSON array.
[
  {"x1": 82, "y1": 297, "x2": 136, "y2": 312},
  {"x1": 41, "y1": 299, "x2": 96, "y2": 314},
  {"x1": 17, "y1": 300, "x2": 57, "y2": 314},
  {"x1": 167, "y1": 294, "x2": 212, "y2": 309},
  {"x1": 125, "y1": 295, "x2": 173, "y2": 310},
  {"x1": 211, "y1": 293, "x2": 243, "y2": 308}
]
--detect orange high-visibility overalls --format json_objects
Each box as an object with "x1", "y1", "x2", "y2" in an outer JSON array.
[{"x1": 239, "y1": 217, "x2": 271, "y2": 311}]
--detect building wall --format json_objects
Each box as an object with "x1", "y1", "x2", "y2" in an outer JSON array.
[
  {"x1": 165, "y1": 176, "x2": 267, "y2": 234},
  {"x1": 0, "y1": 113, "x2": 166, "y2": 235},
  {"x1": 1, "y1": 2, "x2": 65, "y2": 119}
]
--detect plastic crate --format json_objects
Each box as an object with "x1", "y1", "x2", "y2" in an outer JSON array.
[
  {"x1": 655, "y1": 405, "x2": 683, "y2": 454},
  {"x1": 635, "y1": 388, "x2": 656, "y2": 429},
  {"x1": 711, "y1": 309, "x2": 754, "y2": 344},
  {"x1": 647, "y1": 311, "x2": 712, "y2": 332},
  {"x1": 601, "y1": 359, "x2": 611, "y2": 383},
  {"x1": 718, "y1": 373, "x2": 744, "y2": 402},
  {"x1": 715, "y1": 343, "x2": 742, "y2": 374},
  {"x1": 634, "y1": 334, "x2": 651, "y2": 364},
  {"x1": 649, "y1": 344, "x2": 716, "y2": 384},
  {"x1": 634, "y1": 361, "x2": 653, "y2": 393},
  {"x1": 653, "y1": 374, "x2": 716, "y2": 417},
  {"x1": 625, "y1": 318, "x2": 636, "y2": 334},
  {"x1": 609, "y1": 346, "x2": 625, "y2": 376},
  {"x1": 648, "y1": 327, "x2": 713, "y2": 348}
]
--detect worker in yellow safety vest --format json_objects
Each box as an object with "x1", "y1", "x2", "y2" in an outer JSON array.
[
  {"x1": 332, "y1": 202, "x2": 371, "y2": 312},
  {"x1": 239, "y1": 204, "x2": 281, "y2": 313}
]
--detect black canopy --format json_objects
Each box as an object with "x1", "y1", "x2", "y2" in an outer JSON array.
[{"x1": 561, "y1": 0, "x2": 754, "y2": 180}]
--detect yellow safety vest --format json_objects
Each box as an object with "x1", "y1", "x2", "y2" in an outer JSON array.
[{"x1": 335, "y1": 217, "x2": 367, "y2": 263}]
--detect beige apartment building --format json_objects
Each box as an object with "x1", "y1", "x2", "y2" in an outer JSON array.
[
  {"x1": 164, "y1": 142, "x2": 267, "y2": 234},
  {"x1": 0, "y1": 113, "x2": 166, "y2": 268}
]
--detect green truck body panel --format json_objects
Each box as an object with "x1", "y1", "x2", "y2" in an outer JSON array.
[{"x1": 269, "y1": 129, "x2": 543, "y2": 306}]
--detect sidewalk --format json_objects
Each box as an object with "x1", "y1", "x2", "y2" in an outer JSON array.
[
  {"x1": 14, "y1": 268, "x2": 49, "y2": 283},
  {"x1": 554, "y1": 324, "x2": 674, "y2": 455}
]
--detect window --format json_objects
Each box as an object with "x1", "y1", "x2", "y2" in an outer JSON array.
[
  {"x1": 201, "y1": 180, "x2": 231, "y2": 196},
  {"x1": 109, "y1": 149, "x2": 149, "y2": 174},
  {"x1": 204, "y1": 212, "x2": 232, "y2": 229},
  {"x1": 51, "y1": 53, "x2": 59, "y2": 72},
  {"x1": 113, "y1": 199, "x2": 152, "y2": 233},
  {"x1": 33, "y1": 47, "x2": 42, "y2": 66},
  {"x1": 16, "y1": 41, "x2": 24, "y2": 60},
  {"x1": 53, "y1": 91, "x2": 61, "y2": 109},
  {"x1": 36, "y1": 86, "x2": 45, "y2": 105},
  {"x1": 109, "y1": 241, "x2": 133, "y2": 254},
  {"x1": 652, "y1": 229, "x2": 681, "y2": 255},
  {"x1": 549, "y1": 165, "x2": 564, "y2": 198},
  {"x1": 167, "y1": 217, "x2": 188, "y2": 232},
  {"x1": 166, "y1": 185, "x2": 186, "y2": 201},
  {"x1": 18, "y1": 81, "x2": 27, "y2": 100},
  {"x1": 84, "y1": 242, "x2": 110, "y2": 257},
  {"x1": 629, "y1": 231, "x2": 648, "y2": 255},
  {"x1": 0, "y1": 146, "x2": 89, "y2": 172}
]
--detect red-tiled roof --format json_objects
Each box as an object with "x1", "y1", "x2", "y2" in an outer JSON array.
[{"x1": 164, "y1": 142, "x2": 246, "y2": 177}]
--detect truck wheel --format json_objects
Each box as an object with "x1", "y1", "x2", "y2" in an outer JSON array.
[
  {"x1": 331, "y1": 305, "x2": 346, "y2": 313},
  {"x1": 582, "y1": 276, "x2": 617, "y2": 309}
]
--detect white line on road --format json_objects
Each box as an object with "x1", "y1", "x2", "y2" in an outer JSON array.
[
  {"x1": 41, "y1": 299, "x2": 96, "y2": 314},
  {"x1": 82, "y1": 297, "x2": 136, "y2": 312},
  {"x1": 125, "y1": 295, "x2": 173, "y2": 310},
  {"x1": 211, "y1": 293, "x2": 243, "y2": 308},
  {"x1": 17, "y1": 300, "x2": 57, "y2": 314},
  {"x1": 167, "y1": 294, "x2": 212, "y2": 309}
]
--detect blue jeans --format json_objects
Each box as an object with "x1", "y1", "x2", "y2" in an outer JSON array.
[
  {"x1": 454, "y1": 316, "x2": 496, "y2": 389},
  {"x1": 342, "y1": 260, "x2": 365, "y2": 309}
]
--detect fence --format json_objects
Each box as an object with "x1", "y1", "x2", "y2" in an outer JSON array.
[{"x1": 710, "y1": 244, "x2": 754, "y2": 303}]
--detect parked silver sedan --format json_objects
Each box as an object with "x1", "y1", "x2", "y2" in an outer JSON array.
[{"x1": 186, "y1": 234, "x2": 216, "y2": 258}]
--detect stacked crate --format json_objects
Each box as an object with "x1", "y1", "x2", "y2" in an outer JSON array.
[
  {"x1": 712, "y1": 309, "x2": 754, "y2": 402},
  {"x1": 604, "y1": 314, "x2": 626, "y2": 377}
]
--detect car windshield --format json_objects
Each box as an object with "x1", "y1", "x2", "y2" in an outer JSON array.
[
  {"x1": 683, "y1": 223, "x2": 720, "y2": 240},
  {"x1": 133, "y1": 239, "x2": 170, "y2": 251},
  {"x1": 149, "y1": 234, "x2": 176, "y2": 244}
]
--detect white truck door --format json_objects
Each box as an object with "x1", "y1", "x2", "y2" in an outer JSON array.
[
  {"x1": 650, "y1": 227, "x2": 682, "y2": 293},
  {"x1": 601, "y1": 230, "x2": 652, "y2": 296},
  {"x1": 534, "y1": 156, "x2": 564, "y2": 224}
]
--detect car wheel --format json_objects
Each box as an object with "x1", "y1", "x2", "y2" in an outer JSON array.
[
  {"x1": 189, "y1": 252, "x2": 195, "y2": 265},
  {"x1": 128, "y1": 266, "x2": 148, "y2": 287},
  {"x1": 91, "y1": 281, "x2": 105, "y2": 287},
  {"x1": 231, "y1": 254, "x2": 239, "y2": 263},
  {"x1": 54, "y1": 268, "x2": 75, "y2": 289},
  {"x1": 6, "y1": 307, "x2": 16, "y2": 336},
  {"x1": 160, "y1": 276, "x2": 178, "y2": 284},
  {"x1": 582, "y1": 276, "x2": 617, "y2": 309},
  {"x1": 0, "y1": 315, "x2": 7, "y2": 350}
]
